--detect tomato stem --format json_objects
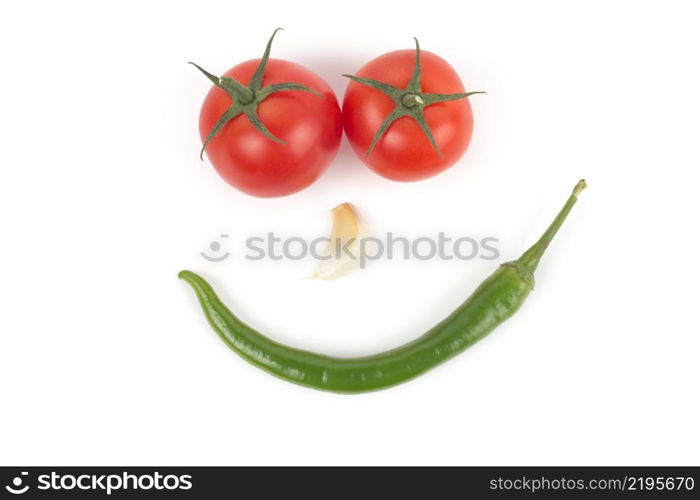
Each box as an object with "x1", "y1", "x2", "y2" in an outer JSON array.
[
  {"x1": 401, "y1": 94, "x2": 423, "y2": 108},
  {"x1": 343, "y1": 38, "x2": 485, "y2": 158},
  {"x1": 191, "y1": 29, "x2": 323, "y2": 160}
]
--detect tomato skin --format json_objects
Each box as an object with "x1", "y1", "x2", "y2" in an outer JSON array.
[
  {"x1": 342, "y1": 50, "x2": 474, "y2": 182},
  {"x1": 199, "y1": 59, "x2": 342, "y2": 197}
]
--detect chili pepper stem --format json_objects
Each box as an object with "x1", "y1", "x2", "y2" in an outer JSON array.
[{"x1": 517, "y1": 179, "x2": 587, "y2": 275}]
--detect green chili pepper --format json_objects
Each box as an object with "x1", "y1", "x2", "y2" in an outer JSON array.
[{"x1": 179, "y1": 180, "x2": 586, "y2": 393}]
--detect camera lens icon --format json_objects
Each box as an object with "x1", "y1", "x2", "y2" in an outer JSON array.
[{"x1": 5, "y1": 472, "x2": 29, "y2": 495}]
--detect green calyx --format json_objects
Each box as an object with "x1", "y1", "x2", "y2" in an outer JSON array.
[
  {"x1": 190, "y1": 28, "x2": 323, "y2": 160},
  {"x1": 343, "y1": 38, "x2": 485, "y2": 158}
]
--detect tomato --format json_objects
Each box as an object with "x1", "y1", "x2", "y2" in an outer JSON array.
[
  {"x1": 196, "y1": 33, "x2": 342, "y2": 198},
  {"x1": 342, "y1": 42, "x2": 481, "y2": 182}
]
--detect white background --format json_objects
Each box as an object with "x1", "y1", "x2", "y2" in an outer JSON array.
[{"x1": 1, "y1": 0, "x2": 699, "y2": 466}]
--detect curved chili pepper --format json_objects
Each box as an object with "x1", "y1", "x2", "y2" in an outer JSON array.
[{"x1": 179, "y1": 180, "x2": 586, "y2": 393}]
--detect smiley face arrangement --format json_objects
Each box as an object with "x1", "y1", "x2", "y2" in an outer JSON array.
[
  {"x1": 191, "y1": 31, "x2": 483, "y2": 197},
  {"x1": 184, "y1": 32, "x2": 586, "y2": 394}
]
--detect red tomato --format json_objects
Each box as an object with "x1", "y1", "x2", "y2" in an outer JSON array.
[
  {"x1": 343, "y1": 49, "x2": 476, "y2": 182},
  {"x1": 199, "y1": 59, "x2": 342, "y2": 197}
]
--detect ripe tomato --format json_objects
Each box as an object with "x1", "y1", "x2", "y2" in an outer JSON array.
[
  {"x1": 343, "y1": 42, "x2": 480, "y2": 182},
  {"x1": 196, "y1": 33, "x2": 342, "y2": 198}
]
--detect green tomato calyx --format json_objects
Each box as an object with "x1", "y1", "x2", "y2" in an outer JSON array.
[
  {"x1": 343, "y1": 38, "x2": 485, "y2": 158},
  {"x1": 191, "y1": 28, "x2": 323, "y2": 160}
]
